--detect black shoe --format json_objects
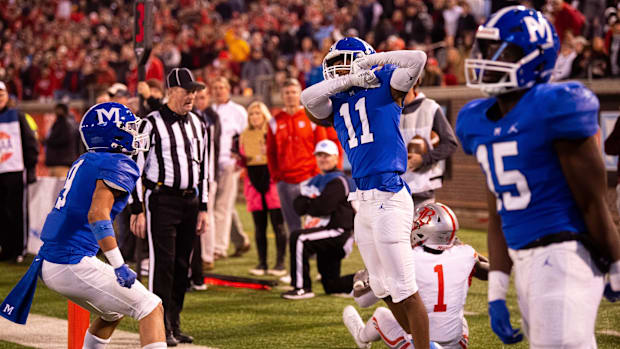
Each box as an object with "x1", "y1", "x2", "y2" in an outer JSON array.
[
  {"x1": 281, "y1": 288, "x2": 315, "y2": 300},
  {"x1": 166, "y1": 332, "x2": 179, "y2": 347},
  {"x1": 267, "y1": 263, "x2": 287, "y2": 276},
  {"x1": 173, "y1": 330, "x2": 194, "y2": 344},
  {"x1": 231, "y1": 242, "x2": 251, "y2": 257}
]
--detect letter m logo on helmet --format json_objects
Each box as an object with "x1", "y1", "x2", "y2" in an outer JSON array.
[
  {"x1": 523, "y1": 14, "x2": 554, "y2": 44},
  {"x1": 95, "y1": 107, "x2": 121, "y2": 126}
]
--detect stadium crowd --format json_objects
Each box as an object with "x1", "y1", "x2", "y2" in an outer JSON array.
[
  {"x1": 0, "y1": 0, "x2": 619, "y2": 102},
  {"x1": 1, "y1": 1, "x2": 620, "y2": 347}
]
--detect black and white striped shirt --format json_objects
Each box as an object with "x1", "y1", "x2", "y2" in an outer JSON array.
[{"x1": 130, "y1": 104, "x2": 209, "y2": 212}]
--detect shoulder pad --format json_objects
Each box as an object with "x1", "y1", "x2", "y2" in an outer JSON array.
[
  {"x1": 456, "y1": 97, "x2": 494, "y2": 155},
  {"x1": 538, "y1": 82, "x2": 599, "y2": 139},
  {"x1": 98, "y1": 154, "x2": 140, "y2": 193},
  {"x1": 539, "y1": 82, "x2": 599, "y2": 117}
]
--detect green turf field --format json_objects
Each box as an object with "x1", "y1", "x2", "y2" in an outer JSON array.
[
  {"x1": 0, "y1": 341, "x2": 33, "y2": 349},
  {"x1": 0, "y1": 204, "x2": 618, "y2": 348}
]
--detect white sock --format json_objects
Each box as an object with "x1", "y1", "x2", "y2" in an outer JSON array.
[
  {"x1": 360, "y1": 316, "x2": 381, "y2": 343},
  {"x1": 142, "y1": 342, "x2": 167, "y2": 349},
  {"x1": 82, "y1": 331, "x2": 111, "y2": 349}
]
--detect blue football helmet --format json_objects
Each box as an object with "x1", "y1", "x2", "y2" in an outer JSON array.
[
  {"x1": 322, "y1": 37, "x2": 376, "y2": 80},
  {"x1": 465, "y1": 6, "x2": 559, "y2": 95},
  {"x1": 79, "y1": 102, "x2": 149, "y2": 155}
]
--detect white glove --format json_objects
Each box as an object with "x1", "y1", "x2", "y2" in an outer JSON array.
[
  {"x1": 348, "y1": 69, "x2": 380, "y2": 89},
  {"x1": 351, "y1": 56, "x2": 372, "y2": 74}
]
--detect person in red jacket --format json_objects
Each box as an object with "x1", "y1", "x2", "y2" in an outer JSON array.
[
  {"x1": 550, "y1": 0, "x2": 585, "y2": 42},
  {"x1": 267, "y1": 78, "x2": 326, "y2": 239}
]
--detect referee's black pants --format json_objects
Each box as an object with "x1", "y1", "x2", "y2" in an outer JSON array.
[
  {"x1": 0, "y1": 172, "x2": 26, "y2": 261},
  {"x1": 145, "y1": 189, "x2": 198, "y2": 333},
  {"x1": 289, "y1": 228, "x2": 354, "y2": 293}
]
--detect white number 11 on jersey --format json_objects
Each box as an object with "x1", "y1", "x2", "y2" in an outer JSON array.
[{"x1": 340, "y1": 97, "x2": 374, "y2": 149}]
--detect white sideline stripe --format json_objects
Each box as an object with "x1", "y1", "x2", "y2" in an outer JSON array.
[
  {"x1": 0, "y1": 314, "x2": 217, "y2": 349},
  {"x1": 597, "y1": 330, "x2": 620, "y2": 337},
  {"x1": 463, "y1": 311, "x2": 478, "y2": 316},
  {"x1": 295, "y1": 229, "x2": 343, "y2": 289},
  {"x1": 145, "y1": 189, "x2": 155, "y2": 292}
]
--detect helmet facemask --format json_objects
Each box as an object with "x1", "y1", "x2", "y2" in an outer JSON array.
[
  {"x1": 322, "y1": 50, "x2": 365, "y2": 80},
  {"x1": 113, "y1": 118, "x2": 150, "y2": 155},
  {"x1": 465, "y1": 39, "x2": 527, "y2": 96}
]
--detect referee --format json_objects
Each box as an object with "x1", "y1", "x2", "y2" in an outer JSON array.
[{"x1": 129, "y1": 68, "x2": 208, "y2": 347}]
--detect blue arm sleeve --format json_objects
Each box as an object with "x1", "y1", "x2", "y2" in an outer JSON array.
[{"x1": 90, "y1": 220, "x2": 115, "y2": 241}]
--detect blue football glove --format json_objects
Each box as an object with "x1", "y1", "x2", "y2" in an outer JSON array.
[
  {"x1": 604, "y1": 283, "x2": 620, "y2": 302},
  {"x1": 429, "y1": 341, "x2": 443, "y2": 349},
  {"x1": 488, "y1": 299, "x2": 523, "y2": 344},
  {"x1": 114, "y1": 264, "x2": 137, "y2": 288}
]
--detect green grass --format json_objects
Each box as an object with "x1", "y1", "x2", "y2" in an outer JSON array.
[
  {"x1": 0, "y1": 203, "x2": 618, "y2": 348},
  {"x1": 0, "y1": 341, "x2": 33, "y2": 349}
]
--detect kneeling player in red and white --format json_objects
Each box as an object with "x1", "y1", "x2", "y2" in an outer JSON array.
[{"x1": 343, "y1": 203, "x2": 489, "y2": 349}]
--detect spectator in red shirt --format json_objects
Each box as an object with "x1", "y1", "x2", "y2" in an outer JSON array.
[
  {"x1": 551, "y1": 0, "x2": 585, "y2": 42},
  {"x1": 34, "y1": 67, "x2": 54, "y2": 100},
  {"x1": 94, "y1": 58, "x2": 117, "y2": 87},
  {"x1": 267, "y1": 78, "x2": 326, "y2": 236},
  {"x1": 146, "y1": 45, "x2": 165, "y2": 82}
]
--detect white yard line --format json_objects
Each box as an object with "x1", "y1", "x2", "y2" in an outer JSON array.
[{"x1": 0, "y1": 314, "x2": 217, "y2": 349}]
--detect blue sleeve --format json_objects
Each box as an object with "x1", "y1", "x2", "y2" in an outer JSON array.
[
  {"x1": 544, "y1": 82, "x2": 599, "y2": 140},
  {"x1": 455, "y1": 110, "x2": 471, "y2": 155},
  {"x1": 374, "y1": 64, "x2": 397, "y2": 87},
  {"x1": 98, "y1": 155, "x2": 140, "y2": 194}
]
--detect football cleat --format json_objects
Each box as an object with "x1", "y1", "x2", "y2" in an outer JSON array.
[
  {"x1": 281, "y1": 288, "x2": 315, "y2": 300},
  {"x1": 343, "y1": 305, "x2": 371, "y2": 348}
]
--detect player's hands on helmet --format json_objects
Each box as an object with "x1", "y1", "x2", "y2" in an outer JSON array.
[
  {"x1": 349, "y1": 70, "x2": 380, "y2": 89},
  {"x1": 351, "y1": 56, "x2": 372, "y2": 74},
  {"x1": 114, "y1": 264, "x2": 137, "y2": 288},
  {"x1": 488, "y1": 299, "x2": 523, "y2": 344}
]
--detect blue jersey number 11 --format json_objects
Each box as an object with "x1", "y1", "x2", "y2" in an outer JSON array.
[{"x1": 340, "y1": 97, "x2": 374, "y2": 149}]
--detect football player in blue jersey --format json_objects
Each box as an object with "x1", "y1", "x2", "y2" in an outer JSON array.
[
  {"x1": 456, "y1": 6, "x2": 620, "y2": 347},
  {"x1": 301, "y1": 37, "x2": 433, "y2": 349},
  {"x1": 1, "y1": 102, "x2": 167, "y2": 349}
]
